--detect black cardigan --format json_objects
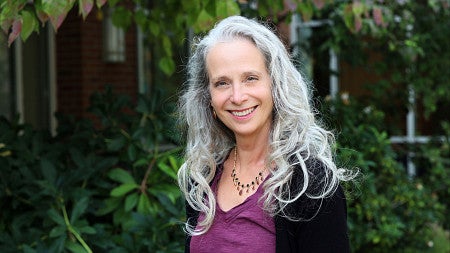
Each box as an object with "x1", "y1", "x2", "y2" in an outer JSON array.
[{"x1": 184, "y1": 163, "x2": 350, "y2": 253}]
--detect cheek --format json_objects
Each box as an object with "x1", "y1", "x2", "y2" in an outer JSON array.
[{"x1": 210, "y1": 91, "x2": 227, "y2": 108}]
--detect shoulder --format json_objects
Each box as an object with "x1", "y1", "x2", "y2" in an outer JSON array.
[
  {"x1": 282, "y1": 159, "x2": 341, "y2": 219},
  {"x1": 275, "y1": 184, "x2": 350, "y2": 253}
]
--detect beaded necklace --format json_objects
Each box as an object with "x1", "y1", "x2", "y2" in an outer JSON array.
[{"x1": 230, "y1": 147, "x2": 265, "y2": 196}]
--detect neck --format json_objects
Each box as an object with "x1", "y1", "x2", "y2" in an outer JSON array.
[
  {"x1": 234, "y1": 144, "x2": 269, "y2": 173},
  {"x1": 233, "y1": 123, "x2": 271, "y2": 172}
]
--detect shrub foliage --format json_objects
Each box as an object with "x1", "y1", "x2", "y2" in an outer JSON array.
[{"x1": 0, "y1": 88, "x2": 185, "y2": 253}]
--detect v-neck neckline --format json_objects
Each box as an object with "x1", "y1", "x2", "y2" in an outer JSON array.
[{"x1": 212, "y1": 165, "x2": 268, "y2": 222}]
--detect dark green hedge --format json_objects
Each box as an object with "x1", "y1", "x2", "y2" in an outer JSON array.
[
  {"x1": 0, "y1": 87, "x2": 185, "y2": 253},
  {"x1": 0, "y1": 88, "x2": 448, "y2": 252}
]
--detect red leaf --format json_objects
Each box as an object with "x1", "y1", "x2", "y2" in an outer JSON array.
[
  {"x1": 36, "y1": 10, "x2": 50, "y2": 24},
  {"x1": 443, "y1": 1, "x2": 449, "y2": 9},
  {"x1": 354, "y1": 16, "x2": 362, "y2": 33},
  {"x1": 80, "y1": 0, "x2": 94, "y2": 19},
  {"x1": 50, "y1": 13, "x2": 68, "y2": 31},
  {"x1": 8, "y1": 19, "x2": 22, "y2": 46},
  {"x1": 313, "y1": 0, "x2": 325, "y2": 10},
  {"x1": 372, "y1": 7, "x2": 385, "y2": 27}
]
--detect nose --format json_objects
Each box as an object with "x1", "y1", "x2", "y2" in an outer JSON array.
[{"x1": 230, "y1": 83, "x2": 247, "y2": 105}]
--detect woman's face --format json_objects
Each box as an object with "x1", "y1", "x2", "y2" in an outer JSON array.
[{"x1": 207, "y1": 38, "x2": 273, "y2": 139}]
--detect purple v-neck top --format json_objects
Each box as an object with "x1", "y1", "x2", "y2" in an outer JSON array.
[{"x1": 190, "y1": 168, "x2": 276, "y2": 253}]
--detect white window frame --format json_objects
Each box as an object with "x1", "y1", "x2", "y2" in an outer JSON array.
[
  {"x1": 13, "y1": 25, "x2": 57, "y2": 134},
  {"x1": 290, "y1": 14, "x2": 338, "y2": 99},
  {"x1": 290, "y1": 14, "x2": 445, "y2": 178}
]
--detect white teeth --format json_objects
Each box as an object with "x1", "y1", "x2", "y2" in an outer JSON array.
[{"x1": 231, "y1": 107, "x2": 255, "y2": 117}]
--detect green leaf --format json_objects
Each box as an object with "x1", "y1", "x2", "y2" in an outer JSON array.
[
  {"x1": 40, "y1": 157, "x2": 57, "y2": 184},
  {"x1": 157, "y1": 161, "x2": 177, "y2": 180},
  {"x1": 158, "y1": 57, "x2": 175, "y2": 76},
  {"x1": 96, "y1": 197, "x2": 121, "y2": 215},
  {"x1": 23, "y1": 245, "x2": 36, "y2": 253},
  {"x1": 20, "y1": 9, "x2": 38, "y2": 42},
  {"x1": 127, "y1": 144, "x2": 137, "y2": 161},
  {"x1": 216, "y1": 0, "x2": 240, "y2": 19},
  {"x1": 193, "y1": 9, "x2": 214, "y2": 33},
  {"x1": 297, "y1": 2, "x2": 314, "y2": 21},
  {"x1": 42, "y1": 0, "x2": 75, "y2": 30},
  {"x1": 49, "y1": 225, "x2": 66, "y2": 238},
  {"x1": 134, "y1": 9, "x2": 147, "y2": 29},
  {"x1": 108, "y1": 0, "x2": 121, "y2": 7},
  {"x1": 133, "y1": 158, "x2": 148, "y2": 168},
  {"x1": 137, "y1": 193, "x2": 151, "y2": 214},
  {"x1": 124, "y1": 192, "x2": 139, "y2": 212},
  {"x1": 108, "y1": 168, "x2": 137, "y2": 184},
  {"x1": 205, "y1": 0, "x2": 216, "y2": 17},
  {"x1": 78, "y1": 225, "x2": 96, "y2": 234},
  {"x1": 168, "y1": 155, "x2": 181, "y2": 171},
  {"x1": 70, "y1": 197, "x2": 89, "y2": 223},
  {"x1": 65, "y1": 241, "x2": 87, "y2": 253},
  {"x1": 70, "y1": 148, "x2": 86, "y2": 168},
  {"x1": 148, "y1": 20, "x2": 160, "y2": 36},
  {"x1": 105, "y1": 136, "x2": 126, "y2": 151},
  {"x1": 155, "y1": 192, "x2": 179, "y2": 216},
  {"x1": 48, "y1": 209, "x2": 65, "y2": 226},
  {"x1": 95, "y1": 0, "x2": 107, "y2": 9},
  {"x1": 352, "y1": 2, "x2": 365, "y2": 15},
  {"x1": 112, "y1": 6, "x2": 132, "y2": 29},
  {"x1": 110, "y1": 183, "x2": 139, "y2": 197},
  {"x1": 162, "y1": 35, "x2": 172, "y2": 58},
  {"x1": 49, "y1": 235, "x2": 67, "y2": 253},
  {"x1": 149, "y1": 183, "x2": 180, "y2": 204}
]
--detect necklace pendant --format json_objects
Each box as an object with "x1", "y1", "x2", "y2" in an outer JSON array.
[{"x1": 231, "y1": 146, "x2": 266, "y2": 196}]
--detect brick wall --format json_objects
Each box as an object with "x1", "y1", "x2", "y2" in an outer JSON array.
[{"x1": 56, "y1": 7, "x2": 137, "y2": 120}]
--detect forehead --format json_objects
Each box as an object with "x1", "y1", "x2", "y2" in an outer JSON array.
[{"x1": 205, "y1": 38, "x2": 266, "y2": 73}]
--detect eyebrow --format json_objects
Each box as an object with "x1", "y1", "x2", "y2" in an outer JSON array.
[
  {"x1": 209, "y1": 75, "x2": 229, "y2": 84},
  {"x1": 210, "y1": 71, "x2": 264, "y2": 82},
  {"x1": 241, "y1": 71, "x2": 263, "y2": 77}
]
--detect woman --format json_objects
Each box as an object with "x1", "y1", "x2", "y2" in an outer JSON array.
[{"x1": 178, "y1": 15, "x2": 354, "y2": 253}]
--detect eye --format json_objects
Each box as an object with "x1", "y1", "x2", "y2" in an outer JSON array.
[
  {"x1": 214, "y1": 80, "x2": 228, "y2": 87},
  {"x1": 246, "y1": 75, "x2": 258, "y2": 82}
]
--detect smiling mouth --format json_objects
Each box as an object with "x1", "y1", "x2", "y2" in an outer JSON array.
[{"x1": 231, "y1": 106, "x2": 256, "y2": 117}]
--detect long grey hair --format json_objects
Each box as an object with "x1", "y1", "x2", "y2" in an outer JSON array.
[{"x1": 177, "y1": 15, "x2": 353, "y2": 235}]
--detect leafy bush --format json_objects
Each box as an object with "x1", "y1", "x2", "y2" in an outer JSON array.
[
  {"x1": 322, "y1": 95, "x2": 448, "y2": 252},
  {"x1": 0, "y1": 87, "x2": 185, "y2": 253},
  {"x1": 414, "y1": 122, "x2": 450, "y2": 230},
  {"x1": 1, "y1": 87, "x2": 448, "y2": 253}
]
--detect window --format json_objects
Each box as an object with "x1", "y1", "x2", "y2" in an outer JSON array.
[
  {"x1": 0, "y1": 25, "x2": 56, "y2": 132},
  {"x1": 0, "y1": 33, "x2": 13, "y2": 120},
  {"x1": 290, "y1": 15, "x2": 338, "y2": 99},
  {"x1": 290, "y1": 14, "x2": 445, "y2": 177}
]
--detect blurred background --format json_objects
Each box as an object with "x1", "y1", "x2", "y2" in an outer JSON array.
[{"x1": 0, "y1": 0, "x2": 449, "y2": 252}]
